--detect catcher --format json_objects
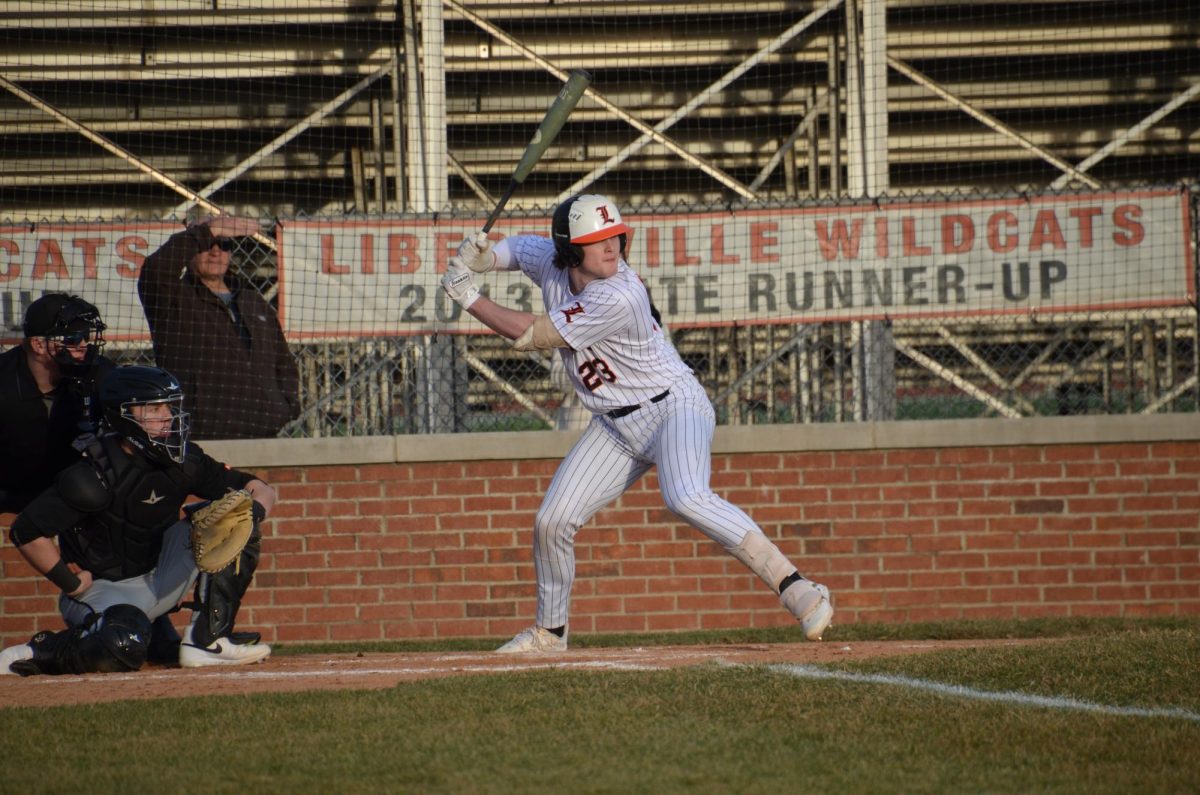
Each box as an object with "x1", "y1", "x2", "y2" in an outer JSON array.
[{"x1": 0, "y1": 365, "x2": 275, "y2": 676}]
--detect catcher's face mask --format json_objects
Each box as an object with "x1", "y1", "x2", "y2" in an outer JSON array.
[{"x1": 122, "y1": 396, "x2": 190, "y2": 464}]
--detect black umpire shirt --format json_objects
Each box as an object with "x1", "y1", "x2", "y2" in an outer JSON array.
[{"x1": 0, "y1": 345, "x2": 113, "y2": 514}]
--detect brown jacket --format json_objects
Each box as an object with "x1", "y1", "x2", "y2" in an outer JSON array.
[{"x1": 137, "y1": 226, "x2": 300, "y2": 440}]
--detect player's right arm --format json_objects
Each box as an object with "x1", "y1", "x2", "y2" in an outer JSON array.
[
  {"x1": 13, "y1": 535, "x2": 91, "y2": 597},
  {"x1": 464, "y1": 294, "x2": 535, "y2": 341},
  {"x1": 443, "y1": 234, "x2": 566, "y2": 347},
  {"x1": 7, "y1": 464, "x2": 105, "y2": 597},
  {"x1": 456, "y1": 234, "x2": 522, "y2": 274}
]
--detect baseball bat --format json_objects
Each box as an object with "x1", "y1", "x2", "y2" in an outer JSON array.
[{"x1": 481, "y1": 69, "x2": 592, "y2": 233}]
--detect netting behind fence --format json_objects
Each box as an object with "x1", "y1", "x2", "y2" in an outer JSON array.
[{"x1": 1, "y1": 2, "x2": 1196, "y2": 437}]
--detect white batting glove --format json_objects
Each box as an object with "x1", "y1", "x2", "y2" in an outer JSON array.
[
  {"x1": 456, "y1": 231, "x2": 496, "y2": 274},
  {"x1": 441, "y1": 257, "x2": 480, "y2": 310}
]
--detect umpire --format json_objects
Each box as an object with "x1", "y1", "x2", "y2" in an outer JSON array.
[
  {"x1": 0, "y1": 365, "x2": 275, "y2": 676},
  {"x1": 0, "y1": 293, "x2": 112, "y2": 514}
]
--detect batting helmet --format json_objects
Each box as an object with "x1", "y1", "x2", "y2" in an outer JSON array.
[
  {"x1": 99, "y1": 365, "x2": 190, "y2": 464},
  {"x1": 551, "y1": 194, "x2": 630, "y2": 269}
]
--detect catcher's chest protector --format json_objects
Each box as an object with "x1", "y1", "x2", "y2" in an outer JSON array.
[{"x1": 60, "y1": 435, "x2": 192, "y2": 580}]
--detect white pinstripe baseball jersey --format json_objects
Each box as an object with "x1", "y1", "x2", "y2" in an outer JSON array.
[{"x1": 502, "y1": 235, "x2": 693, "y2": 415}]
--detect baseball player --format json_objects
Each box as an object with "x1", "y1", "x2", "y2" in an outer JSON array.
[
  {"x1": 442, "y1": 194, "x2": 833, "y2": 652},
  {"x1": 0, "y1": 365, "x2": 273, "y2": 675}
]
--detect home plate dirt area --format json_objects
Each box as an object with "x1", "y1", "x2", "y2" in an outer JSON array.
[{"x1": 0, "y1": 639, "x2": 1034, "y2": 708}]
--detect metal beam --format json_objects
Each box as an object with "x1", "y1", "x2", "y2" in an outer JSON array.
[
  {"x1": 712, "y1": 325, "x2": 819, "y2": 407},
  {"x1": 173, "y1": 60, "x2": 394, "y2": 216},
  {"x1": 894, "y1": 338, "x2": 1023, "y2": 418},
  {"x1": 462, "y1": 350, "x2": 555, "y2": 425},
  {"x1": 1051, "y1": 81, "x2": 1200, "y2": 189},
  {"x1": 749, "y1": 92, "x2": 828, "y2": 192},
  {"x1": 1142, "y1": 374, "x2": 1198, "y2": 414},
  {"x1": 448, "y1": 152, "x2": 495, "y2": 205},
  {"x1": 0, "y1": 74, "x2": 217, "y2": 214},
  {"x1": 887, "y1": 56, "x2": 1102, "y2": 189},
  {"x1": 553, "y1": 0, "x2": 845, "y2": 201},
  {"x1": 935, "y1": 326, "x2": 1037, "y2": 415},
  {"x1": 445, "y1": 0, "x2": 762, "y2": 201}
]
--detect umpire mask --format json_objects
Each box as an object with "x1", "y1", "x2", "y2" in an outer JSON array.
[{"x1": 22, "y1": 293, "x2": 107, "y2": 378}]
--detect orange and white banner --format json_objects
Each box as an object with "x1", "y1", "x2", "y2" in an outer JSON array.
[
  {"x1": 1, "y1": 190, "x2": 1193, "y2": 343},
  {"x1": 278, "y1": 189, "x2": 1194, "y2": 336},
  {"x1": 0, "y1": 223, "x2": 178, "y2": 343}
]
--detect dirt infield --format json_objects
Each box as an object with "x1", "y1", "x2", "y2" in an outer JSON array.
[{"x1": 0, "y1": 639, "x2": 1034, "y2": 708}]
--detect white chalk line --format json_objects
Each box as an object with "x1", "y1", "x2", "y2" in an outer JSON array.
[{"x1": 768, "y1": 664, "x2": 1200, "y2": 723}]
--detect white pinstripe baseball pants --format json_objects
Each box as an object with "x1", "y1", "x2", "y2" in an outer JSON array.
[{"x1": 532, "y1": 381, "x2": 772, "y2": 628}]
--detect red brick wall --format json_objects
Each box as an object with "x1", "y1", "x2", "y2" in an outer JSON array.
[{"x1": 2, "y1": 438, "x2": 1198, "y2": 647}]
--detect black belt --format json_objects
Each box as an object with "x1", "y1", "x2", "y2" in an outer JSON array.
[{"x1": 606, "y1": 389, "x2": 670, "y2": 419}]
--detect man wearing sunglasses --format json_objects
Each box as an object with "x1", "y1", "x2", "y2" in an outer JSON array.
[
  {"x1": 0, "y1": 293, "x2": 113, "y2": 516},
  {"x1": 137, "y1": 215, "x2": 300, "y2": 440}
]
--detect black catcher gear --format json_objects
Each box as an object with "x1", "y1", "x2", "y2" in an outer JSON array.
[
  {"x1": 189, "y1": 523, "x2": 262, "y2": 649},
  {"x1": 11, "y1": 604, "x2": 152, "y2": 676},
  {"x1": 98, "y1": 366, "x2": 190, "y2": 464},
  {"x1": 22, "y1": 292, "x2": 107, "y2": 377}
]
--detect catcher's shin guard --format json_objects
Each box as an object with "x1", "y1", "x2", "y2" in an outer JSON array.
[
  {"x1": 190, "y1": 525, "x2": 262, "y2": 649},
  {"x1": 10, "y1": 605, "x2": 152, "y2": 676}
]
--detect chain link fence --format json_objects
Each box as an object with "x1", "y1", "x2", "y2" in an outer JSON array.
[{"x1": 100, "y1": 192, "x2": 1196, "y2": 438}]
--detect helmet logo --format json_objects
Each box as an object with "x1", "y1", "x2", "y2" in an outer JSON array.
[{"x1": 596, "y1": 205, "x2": 616, "y2": 226}]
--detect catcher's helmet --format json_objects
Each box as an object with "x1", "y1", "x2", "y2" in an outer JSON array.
[
  {"x1": 551, "y1": 194, "x2": 630, "y2": 269},
  {"x1": 22, "y1": 293, "x2": 107, "y2": 376},
  {"x1": 99, "y1": 365, "x2": 190, "y2": 464}
]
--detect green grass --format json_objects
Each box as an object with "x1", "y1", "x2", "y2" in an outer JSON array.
[
  {"x1": 2, "y1": 620, "x2": 1197, "y2": 794},
  {"x1": 269, "y1": 614, "x2": 1195, "y2": 655}
]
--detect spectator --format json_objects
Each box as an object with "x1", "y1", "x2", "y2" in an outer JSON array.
[
  {"x1": 137, "y1": 216, "x2": 300, "y2": 439},
  {"x1": 0, "y1": 293, "x2": 113, "y2": 515}
]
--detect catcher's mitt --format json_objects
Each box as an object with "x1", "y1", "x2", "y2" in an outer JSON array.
[{"x1": 189, "y1": 489, "x2": 255, "y2": 574}]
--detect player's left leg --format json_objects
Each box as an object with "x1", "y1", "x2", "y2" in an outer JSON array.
[
  {"x1": 180, "y1": 521, "x2": 270, "y2": 668},
  {"x1": 651, "y1": 395, "x2": 833, "y2": 640},
  {"x1": 650, "y1": 394, "x2": 763, "y2": 549}
]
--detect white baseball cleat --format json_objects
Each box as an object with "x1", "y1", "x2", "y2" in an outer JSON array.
[
  {"x1": 495, "y1": 625, "x2": 568, "y2": 653},
  {"x1": 781, "y1": 581, "x2": 833, "y2": 641},
  {"x1": 179, "y1": 626, "x2": 271, "y2": 668},
  {"x1": 0, "y1": 643, "x2": 33, "y2": 675}
]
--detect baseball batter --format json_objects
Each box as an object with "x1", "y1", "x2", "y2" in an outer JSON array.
[{"x1": 442, "y1": 194, "x2": 833, "y2": 653}]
